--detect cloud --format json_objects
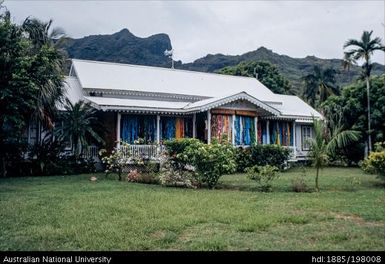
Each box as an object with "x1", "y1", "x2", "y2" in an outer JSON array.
[{"x1": 4, "y1": 0, "x2": 385, "y2": 64}]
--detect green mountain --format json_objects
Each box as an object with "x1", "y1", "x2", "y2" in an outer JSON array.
[
  {"x1": 60, "y1": 29, "x2": 178, "y2": 67},
  {"x1": 61, "y1": 29, "x2": 385, "y2": 92},
  {"x1": 182, "y1": 47, "x2": 385, "y2": 92}
]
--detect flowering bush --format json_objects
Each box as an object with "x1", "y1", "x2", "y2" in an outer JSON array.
[
  {"x1": 159, "y1": 156, "x2": 197, "y2": 188},
  {"x1": 362, "y1": 150, "x2": 385, "y2": 178},
  {"x1": 127, "y1": 169, "x2": 141, "y2": 182},
  {"x1": 99, "y1": 142, "x2": 133, "y2": 181}
]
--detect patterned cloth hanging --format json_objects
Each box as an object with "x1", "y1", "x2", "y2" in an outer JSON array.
[
  {"x1": 276, "y1": 121, "x2": 281, "y2": 145},
  {"x1": 288, "y1": 122, "x2": 292, "y2": 146},
  {"x1": 184, "y1": 118, "x2": 193, "y2": 138},
  {"x1": 234, "y1": 116, "x2": 241, "y2": 145},
  {"x1": 243, "y1": 117, "x2": 251, "y2": 145},
  {"x1": 211, "y1": 114, "x2": 232, "y2": 142},
  {"x1": 175, "y1": 117, "x2": 185, "y2": 139},
  {"x1": 271, "y1": 122, "x2": 276, "y2": 144}
]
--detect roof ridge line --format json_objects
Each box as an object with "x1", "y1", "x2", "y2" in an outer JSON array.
[{"x1": 71, "y1": 58, "x2": 266, "y2": 82}]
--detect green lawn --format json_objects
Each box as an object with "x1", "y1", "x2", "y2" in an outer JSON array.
[{"x1": 0, "y1": 167, "x2": 384, "y2": 251}]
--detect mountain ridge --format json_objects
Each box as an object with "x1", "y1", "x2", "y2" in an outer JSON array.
[{"x1": 60, "y1": 29, "x2": 385, "y2": 92}]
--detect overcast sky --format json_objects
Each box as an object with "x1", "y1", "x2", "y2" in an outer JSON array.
[{"x1": 3, "y1": 0, "x2": 385, "y2": 64}]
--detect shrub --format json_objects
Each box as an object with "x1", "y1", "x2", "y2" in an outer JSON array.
[
  {"x1": 291, "y1": 177, "x2": 310, "y2": 192},
  {"x1": 26, "y1": 135, "x2": 95, "y2": 176},
  {"x1": 235, "y1": 144, "x2": 290, "y2": 172},
  {"x1": 164, "y1": 138, "x2": 201, "y2": 172},
  {"x1": 251, "y1": 144, "x2": 290, "y2": 168},
  {"x1": 362, "y1": 150, "x2": 385, "y2": 178},
  {"x1": 127, "y1": 169, "x2": 159, "y2": 184},
  {"x1": 159, "y1": 157, "x2": 197, "y2": 188},
  {"x1": 99, "y1": 142, "x2": 133, "y2": 181},
  {"x1": 181, "y1": 141, "x2": 236, "y2": 188},
  {"x1": 246, "y1": 165, "x2": 279, "y2": 192},
  {"x1": 234, "y1": 147, "x2": 253, "y2": 172},
  {"x1": 127, "y1": 169, "x2": 141, "y2": 182},
  {"x1": 290, "y1": 167, "x2": 310, "y2": 192}
]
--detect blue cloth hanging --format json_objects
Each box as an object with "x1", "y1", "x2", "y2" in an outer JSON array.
[
  {"x1": 121, "y1": 115, "x2": 138, "y2": 143},
  {"x1": 162, "y1": 117, "x2": 176, "y2": 140},
  {"x1": 243, "y1": 117, "x2": 251, "y2": 145},
  {"x1": 261, "y1": 121, "x2": 266, "y2": 144},
  {"x1": 235, "y1": 116, "x2": 241, "y2": 145},
  {"x1": 271, "y1": 122, "x2": 276, "y2": 144}
]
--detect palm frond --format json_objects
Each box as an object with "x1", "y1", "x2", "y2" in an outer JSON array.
[
  {"x1": 343, "y1": 39, "x2": 364, "y2": 49},
  {"x1": 326, "y1": 129, "x2": 360, "y2": 156}
]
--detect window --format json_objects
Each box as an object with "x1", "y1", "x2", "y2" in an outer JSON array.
[
  {"x1": 28, "y1": 122, "x2": 39, "y2": 145},
  {"x1": 301, "y1": 126, "x2": 312, "y2": 151}
]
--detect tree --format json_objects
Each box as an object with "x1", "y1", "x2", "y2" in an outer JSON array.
[
  {"x1": 0, "y1": 8, "x2": 66, "y2": 177},
  {"x1": 322, "y1": 75, "x2": 385, "y2": 163},
  {"x1": 308, "y1": 118, "x2": 359, "y2": 191},
  {"x1": 217, "y1": 61, "x2": 293, "y2": 94},
  {"x1": 58, "y1": 100, "x2": 104, "y2": 160},
  {"x1": 302, "y1": 65, "x2": 339, "y2": 108},
  {"x1": 343, "y1": 30, "x2": 385, "y2": 154},
  {"x1": 22, "y1": 17, "x2": 66, "y2": 129},
  {"x1": 0, "y1": 10, "x2": 35, "y2": 176}
]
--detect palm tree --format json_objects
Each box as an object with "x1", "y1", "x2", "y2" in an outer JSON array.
[
  {"x1": 308, "y1": 118, "x2": 359, "y2": 192},
  {"x1": 22, "y1": 17, "x2": 66, "y2": 130},
  {"x1": 58, "y1": 100, "x2": 104, "y2": 160},
  {"x1": 22, "y1": 17, "x2": 65, "y2": 47},
  {"x1": 343, "y1": 30, "x2": 385, "y2": 154},
  {"x1": 302, "y1": 66, "x2": 339, "y2": 108}
]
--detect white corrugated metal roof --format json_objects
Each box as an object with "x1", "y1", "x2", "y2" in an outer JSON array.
[
  {"x1": 84, "y1": 96, "x2": 190, "y2": 110},
  {"x1": 270, "y1": 94, "x2": 322, "y2": 119},
  {"x1": 63, "y1": 59, "x2": 322, "y2": 120},
  {"x1": 71, "y1": 59, "x2": 281, "y2": 103},
  {"x1": 58, "y1": 77, "x2": 84, "y2": 110}
]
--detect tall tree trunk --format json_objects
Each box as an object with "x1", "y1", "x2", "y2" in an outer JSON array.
[
  {"x1": 1, "y1": 156, "x2": 6, "y2": 178},
  {"x1": 366, "y1": 76, "x2": 372, "y2": 156},
  {"x1": 315, "y1": 166, "x2": 320, "y2": 192}
]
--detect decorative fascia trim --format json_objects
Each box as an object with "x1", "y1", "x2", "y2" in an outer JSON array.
[
  {"x1": 185, "y1": 92, "x2": 281, "y2": 116},
  {"x1": 261, "y1": 115, "x2": 322, "y2": 121},
  {"x1": 83, "y1": 88, "x2": 205, "y2": 102},
  {"x1": 98, "y1": 105, "x2": 190, "y2": 115}
]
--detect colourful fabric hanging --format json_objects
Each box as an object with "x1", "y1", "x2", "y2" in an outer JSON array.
[
  {"x1": 121, "y1": 115, "x2": 156, "y2": 143},
  {"x1": 276, "y1": 121, "x2": 281, "y2": 145},
  {"x1": 211, "y1": 114, "x2": 232, "y2": 142},
  {"x1": 281, "y1": 122, "x2": 287, "y2": 146},
  {"x1": 162, "y1": 117, "x2": 175, "y2": 140},
  {"x1": 289, "y1": 123, "x2": 293, "y2": 146},
  {"x1": 257, "y1": 121, "x2": 262, "y2": 144},
  {"x1": 184, "y1": 118, "x2": 193, "y2": 138},
  {"x1": 271, "y1": 122, "x2": 276, "y2": 144},
  {"x1": 142, "y1": 116, "x2": 156, "y2": 143},
  {"x1": 287, "y1": 122, "x2": 291, "y2": 146},
  {"x1": 261, "y1": 120, "x2": 267, "y2": 144},
  {"x1": 175, "y1": 117, "x2": 184, "y2": 139},
  {"x1": 121, "y1": 115, "x2": 138, "y2": 143},
  {"x1": 250, "y1": 118, "x2": 256, "y2": 145},
  {"x1": 235, "y1": 116, "x2": 241, "y2": 145}
]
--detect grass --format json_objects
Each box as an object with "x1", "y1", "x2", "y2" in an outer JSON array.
[{"x1": 0, "y1": 167, "x2": 384, "y2": 251}]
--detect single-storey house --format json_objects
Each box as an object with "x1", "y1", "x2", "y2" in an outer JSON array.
[{"x1": 55, "y1": 59, "x2": 321, "y2": 160}]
